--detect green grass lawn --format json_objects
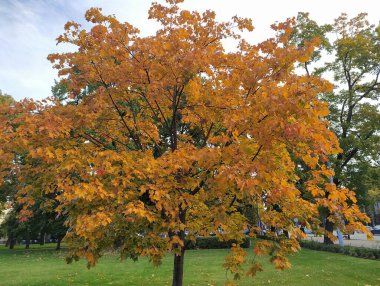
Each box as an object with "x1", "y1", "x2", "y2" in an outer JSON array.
[{"x1": 0, "y1": 244, "x2": 379, "y2": 286}]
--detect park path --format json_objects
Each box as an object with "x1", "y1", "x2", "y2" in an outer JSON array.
[{"x1": 306, "y1": 233, "x2": 380, "y2": 249}]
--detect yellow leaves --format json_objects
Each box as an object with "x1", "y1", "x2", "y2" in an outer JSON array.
[
  {"x1": 223, "y1": 244, "x2": 247, "y2": 279},
  {"x1": 45, "y1": 148, "x2": 55, "y2": 160},
  {"x1": 324, "y1": 229, "x2": 337, "y2": 242},
  {"x1": 85, "y1": 252, "x2": 97, "y2": 268},
  {"x1": 85, "y1": 8, "x2": 108, "y2": 24},
  {"x1": 309, "y1": 186, "x2": 325, "y2": 197},
  {"x1": 180, "y1": 10, "x2": 192, "y2": 21},
  {"x1": 290, "y1": 228, "x2": 306, "y2": 241},
  {"x1": 253, "y1": 240, "x2": 273, "y2": 256},
  {"x1": 328, "y1": 189, "x2": 347, "y2": 202},
  {"x1": 75, "y1": 211, "x2": 113, "y2": 238},
  {"x1": 162, "y1": 41, "x2": 172, "y2": 50},
  {"x1": 67, "y1": 180, "x2": 114, "y2": 203},
  {"x1": 54, "y1": 148, "x2": 64, "y2": 161},
  {"x1": 317, "y1": 101, "x2": 331, "y2": 117},
  {"x1": 298, "y1": 52, "x2": 311, "y2": 64},
  {"x1": 246, "y1": 261, "x2": 263, "y2": 277},
  {"x1": 271, "y1": 255, "x2": 291, "y2": 270},
  {"x1": 124, "y1": 201, "x2": 156, "y2": 223},
  {"x1": 29, "y1": 146, "x2": 57, "y2": 163},
  {"x1": 224, "y1": 282, "x2": 238, "y2": 286},
  {"x1": 63, "y1": 21, "x2": 80, "y2": 31},
  {"x1": 241, "y1": 140, "x2": 261, "y2": 157},
  {"x1": 232, "y1": 16, "x2": 254, "y2": 32},
  {"x1": 302, "y1": 154, "x2": 318, "y2": 168},
  {"x1": 169, "y1": 235, "x2": 185, "y2": 248},
  {"x1": 186, "y1": 77, "x2": 202, "y2": 102},
  {"x1": 166, "y1": 0, "x2": 185, "y2": 4}
]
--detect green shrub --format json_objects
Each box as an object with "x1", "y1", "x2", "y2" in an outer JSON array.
[
  {"x1": 185, "y1": 236, "x2": 251, "y2": 250},
  {"x1": 300, "y1": 240, "x2": 379, "y2": 260}
]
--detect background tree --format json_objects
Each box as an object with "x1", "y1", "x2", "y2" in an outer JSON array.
[
  {"x1": 0, "y1": 91, "x2": 17, "y2": 247},
  {"x1": 0, "y1": 90, "x2": 15, "y2": 106},
  {"x1": 291, "y1": 12, "x2": 379, "y2": 244},
  {"x1": 289, "y1": 12, "x2": 332, "y2": 76},
  {"x1": 0, "y1": 95, "x2": 67, "y2": 250}
]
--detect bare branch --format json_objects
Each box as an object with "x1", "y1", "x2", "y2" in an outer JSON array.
[
  {"x1": 251, "y1": 145, "x2": 263, "y2": 162},
  {"x1": 201, "y1": 123, "x2": 214, "y2": 148}
]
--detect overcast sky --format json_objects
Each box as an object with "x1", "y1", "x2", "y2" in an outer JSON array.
[{"x1": 0, "y1": 0, "x2": 379, "y2": 101}]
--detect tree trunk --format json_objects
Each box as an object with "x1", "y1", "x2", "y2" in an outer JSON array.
[
  {"x1": 39, "y1": 232, "x2": 45, "y2": 246},
  {"x1": 56, "y1": 236, "x2": 63, "y2": 250},
  {"x1": 323, "y1": 168, "x2": 338, "y2": 245},
  {"x1": 172, "y1": 246, "x2": 185, "y2": 286},
  {"x1": 25, "y1": 229, "x2": 30, "y2": 249},
  {"x1": 171, "y1": 207, "x2": 186, "y2": 286},
  {"x1": 324, "y1": 219, "x2": 334, "y2": 245},
  {"x1": 371, "y1": 207, "x2": 375, "y2": 226},
  {"x1": 9, "y1": 234, "x2": 15, "y2": 249}
]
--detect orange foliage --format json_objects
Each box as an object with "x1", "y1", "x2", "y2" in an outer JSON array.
[{"x1": 0, "y1": 1, "x2": 370, "y2": 284}]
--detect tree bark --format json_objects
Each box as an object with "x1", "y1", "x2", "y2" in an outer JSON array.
[
  {"x1": 171, "y1": 206, "x2": 186, "y2": 286},
  {"x1": 56, "y1": 236, "x2": 63, "y2": 250},
  {"x1": 25, "y1": 231, "x2": 30, "y2": 249},
  {"x1": 323, "y1": 165, "x2": 339, "y2": 245},
  {"x1": 9, "y1": 233, "x2": 15, "y2": 249},
  {"x1": 172, "y1": 245, "x2": 185, "y2": 286},
  {"x1": 39, "y1": 232, "x2": 45, "y2": 246},
  {"x1": 324, "y1": 219, "x2": 334, "y2": 245}
]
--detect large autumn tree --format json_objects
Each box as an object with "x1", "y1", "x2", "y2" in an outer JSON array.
[
  {"x1": 291, "y1": 12, "x2": 380, "y2": 243},
  {"x1": 0, "y1": 1, "x2": 370, "y2": 285}
]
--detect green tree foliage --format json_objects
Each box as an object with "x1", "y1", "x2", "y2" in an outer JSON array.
[
  {"x1": 289, "y1": 12, "x2": 332, "y2": 76},
  {"x1": 0, "y1": 90, "x2": 15, "y2": 106},
  {"x1": 291, "y1": 12, "x2": 380, "y2": 243}
]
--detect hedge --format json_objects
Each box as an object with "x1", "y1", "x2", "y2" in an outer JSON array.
[
  {"x1": 300, "y1": 240, "x2": 380, "y2": 260},
  {"x1": 185, "y1": 236, "x2": 251, "y2": 250}
]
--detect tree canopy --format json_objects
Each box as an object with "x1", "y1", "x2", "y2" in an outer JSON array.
[{"x1": 0, "y1": 2, "x2": 371, "y2": 285}]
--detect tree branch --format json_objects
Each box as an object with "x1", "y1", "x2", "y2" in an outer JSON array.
[
  {"x1": 201, "y1": 123, "x2": 214, "y2": 148},
  {"x1": 251, "y1": 145, "x2": 263, "y2": 162},
  {"x1": 154, "y1": 99, "x2": 171, "y2": 131},
  {"x1": 341, "y1": 147, "x2": 358, "y2": 169},
  {"x1": 91, "y1": 61, "x2": 143, "y2": 150}
]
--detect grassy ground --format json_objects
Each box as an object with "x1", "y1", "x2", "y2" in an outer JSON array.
[{"x1": 0, "y1": 244, "x2": 379, "y2": 286}]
